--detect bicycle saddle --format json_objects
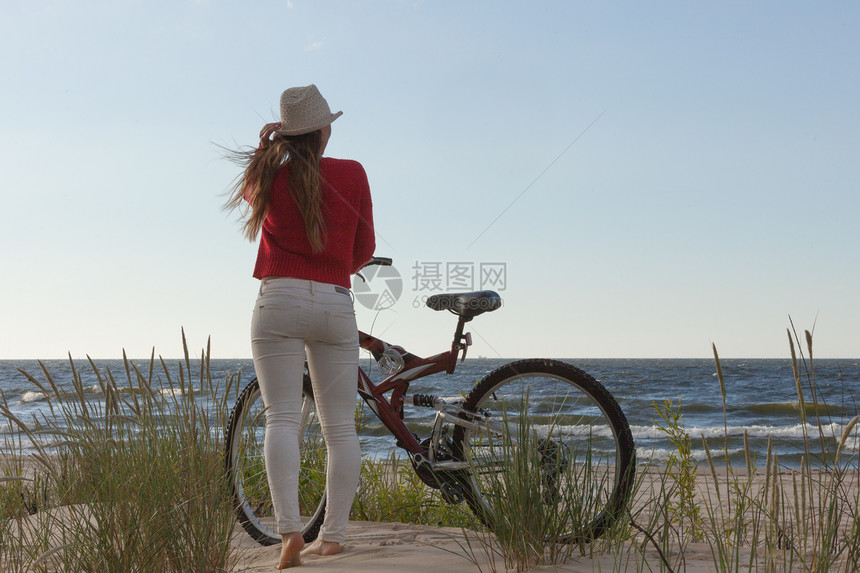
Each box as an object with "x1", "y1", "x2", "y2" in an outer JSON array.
[{"x1": 425, "y1": 291, "x2": 502, "y2": 320}]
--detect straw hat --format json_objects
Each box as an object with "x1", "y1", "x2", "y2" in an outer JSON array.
[{"x1": 276, "y1": 84, "x2": 342, "y2": 136}]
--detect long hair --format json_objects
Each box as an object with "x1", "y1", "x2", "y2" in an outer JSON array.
[{"x1": 225, "y1": 124, "x2": 327, "y2": 252}]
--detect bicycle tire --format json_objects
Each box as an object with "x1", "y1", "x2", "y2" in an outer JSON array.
[
  {"x1": 225, "y1": 376, "x2": 328, "y2": 546},
  {"x1": 452, "y1": 359, "x2": 635, "y2": 543}
]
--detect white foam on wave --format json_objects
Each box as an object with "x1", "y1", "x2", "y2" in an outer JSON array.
[
  {"x1": 88, "y1": 384, "x2": 135, "y2": 395},
  {"x1": 531, "y1": 422, "x2": 614, "y2": 440},
  {"x1": 630, "y1": 422, "x2": 855, "y2": 442},
  {"x1": 18, "y1": 391, "x2": 47, "y2": 404},
  {"x1": 637, "y1": 446, "x2": 747, "y2": 463},
  {"x1": 500, "y1": 421, "x2": 860, "y2": 448}
]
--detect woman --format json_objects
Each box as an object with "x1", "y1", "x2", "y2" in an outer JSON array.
[{"x1": 226, "y1": 84, "x2": 375, "y2": 569}]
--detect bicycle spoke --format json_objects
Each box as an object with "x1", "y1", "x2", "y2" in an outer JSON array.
[{"x1": 453, "y1": 360, "x2": 635, "y2": 543}]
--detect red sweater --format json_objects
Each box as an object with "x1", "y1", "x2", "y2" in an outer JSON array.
[{"x1": 252, "y1": 157, "x2": 376, "y2": 288}]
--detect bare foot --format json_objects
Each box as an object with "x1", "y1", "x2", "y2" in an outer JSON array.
[
  {"x1": 276, "y1": 532, "x2": 304, "y2": 569},
  {"x1": 300, "y1": 538, "x2": 342, "y2": 557}
]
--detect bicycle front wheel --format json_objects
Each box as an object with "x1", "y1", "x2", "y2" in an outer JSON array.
[
  {"x1": 452, "y1": 359, "x2": 635, "y2": 543},
  {"x1": 225, "y1": 376, "x2": 328, "y2": 546}
]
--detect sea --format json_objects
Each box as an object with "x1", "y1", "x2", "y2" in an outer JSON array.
[{"x1": 2, "y1": 356, "x2": 859, "y2": 470}]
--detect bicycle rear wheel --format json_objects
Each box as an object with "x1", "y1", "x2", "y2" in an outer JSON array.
[
  {"x1": 225, "y1": 376, "x2": 328, "y2": 546},
  {"x1": 452, "y1": 359, "x2": 635, "y2": 543}
]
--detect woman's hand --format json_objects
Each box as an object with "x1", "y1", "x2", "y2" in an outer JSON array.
[{"x1": 259, "y1": 122, "x2": 282, "y2": 147}]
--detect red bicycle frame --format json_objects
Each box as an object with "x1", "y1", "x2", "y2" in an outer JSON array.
[{"x1": 354, "y1": 324, "x2": 471, "y2": 454}]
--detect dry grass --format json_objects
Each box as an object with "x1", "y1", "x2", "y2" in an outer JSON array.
[
  {"x1": 3, "y1": 326, "x2": 858, "y2": 573},
  {"x1": 452, "y1": 326, "x2": 860, "y2": 572},
  {"x1": 1, "y1": 334, "x2": 238, "y2": 572}
]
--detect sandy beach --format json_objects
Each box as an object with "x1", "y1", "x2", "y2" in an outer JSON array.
[
  {"x1": 227, "y1": 464, "x2": 859, "y2": 572},
  {"x1": 225, "y1": 468, "x2": 713, "y2": 573},
  {"x1": 228, "y1": 519, "x2": 714, "y2": 572},
  {"x1": 5, "y1": 450, "x2": 859, "y2": 572},
  {"x1": 0, "y1": 459, "x2": 724, "y2": 571}
]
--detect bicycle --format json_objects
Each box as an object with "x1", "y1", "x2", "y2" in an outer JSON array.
[{"x1": 225, "y1": 257, "x2": 636, "y2": 546}]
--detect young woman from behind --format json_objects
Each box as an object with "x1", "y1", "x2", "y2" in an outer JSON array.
[{"x1": 226, "y1": 84, "x2": 375, "y2": 569}]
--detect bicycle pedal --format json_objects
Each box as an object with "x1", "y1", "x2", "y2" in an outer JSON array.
[{"x1": 440, "y1": 483, "x2": 465, "y2": 504}]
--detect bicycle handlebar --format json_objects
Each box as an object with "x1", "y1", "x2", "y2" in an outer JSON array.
[{"x1": 363, "y1": 256, "x2": 392, "y2": 268}]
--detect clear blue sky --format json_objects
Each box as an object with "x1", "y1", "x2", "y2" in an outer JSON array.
[{"x1": 1, "y1": 1, "x2": 858, "y2": 359}]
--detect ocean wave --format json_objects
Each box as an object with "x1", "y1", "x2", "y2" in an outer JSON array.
[
  {"x1": 631, "y1": 421, "x2": 856, "y2": 442},
  {"x1": 159, "y1": 388, "x2": 184, "y2": 398},
  {"x1": 16, "y1": 386, "x2": 117, "y2": 405},
  {"x1": 18, "y1": 391, "x2": 47, "y2": 404},
  {"x1": 0, "y1": 417, "x2": 48, "y2": 435},
  {"x1": 637, "y1": 446, "x2": 747, "y2": 463},
  {"x1": 674, "y1": 402, "x2": 719, "y2": 413},
  {"x1": 154, "y1": 386, "x2": 211, "y2": 399},
  {"x1": 0, "y1": 422, "x2": 18, "y2": 434},
  {"x1": 11, "y1": 383, "x2": 210, "y2": 407},
  {"x1": 746, "y1": 401, "x2": 850, "y2": 416},
  {"x1": 692, "y1": 422, "x2": 848, "y2": 440}
]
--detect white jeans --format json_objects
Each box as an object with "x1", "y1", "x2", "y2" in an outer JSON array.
[{"x1": 251, "y1": 277, "x2": 361, "y2": 543}]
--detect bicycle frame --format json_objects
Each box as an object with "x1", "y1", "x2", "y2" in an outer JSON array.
[{"x1": 354, "y1": 323, "x2": 470, "y2": 455}]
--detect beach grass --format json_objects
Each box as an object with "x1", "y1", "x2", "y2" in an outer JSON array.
[
  {"x1": 617, "y1": 327, "x2": 859, "y2": 573},
  {"x1": 688, "y1": 329, "x2": 860, "y2": 573},
  {"x1": 456, "y1": 394, "x2": 628, "y2": 571},
  {"x1": 351, "y1": 450, "x2": 478, "y2": 529},
  {"x1": 2, "y1": 325, "x2": 859, "y2": 572},
  {"x1": 438, "y1": 326, "x2": 860, "y2": 572},
  {"x1": 0, "y1": 334, "x2": 238, "y2": 572}
]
